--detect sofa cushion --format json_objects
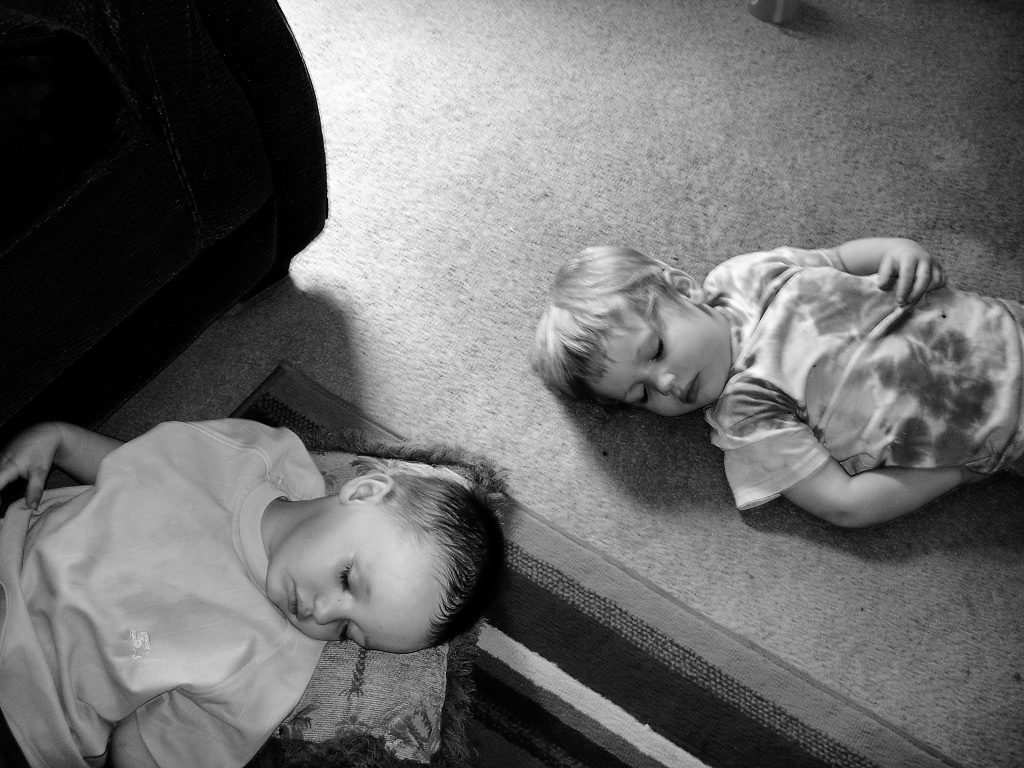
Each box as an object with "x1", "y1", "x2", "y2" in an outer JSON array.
[
  {"x1": 14, "y1": 202, "x2": 278, "y2": 437},
  {"x1": 195, "y1": 0, "x2": 329, "y2": 259},
  {"x1": 1, "y1": 123, "x2": 201, "y2": 429},
  {"x1": 0, "y1": 0, "x2": 327, "y2": 447},
  {"x1": 115, "y1": 0, "x2": 276, "y2": 245},
  {"x1": 0, "y1": 15, "x2": 122, "y2": 250}
]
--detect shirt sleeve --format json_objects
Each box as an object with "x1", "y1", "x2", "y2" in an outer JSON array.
[
  {"x1": 178, "y1": 419, "x2": 325, "y2": 502},
  {"x1": 707, "y1": 374, "x2": 834, "y2": 509},
  {"x1": 104, "y1": 419, "x2": 325, "y2": 507},
  {"x1": 704, "y1": 247, "x2": 841, "y2": 316},
  {"x1": 717, "y1": 421, "x2": 832, "y2": 509}
]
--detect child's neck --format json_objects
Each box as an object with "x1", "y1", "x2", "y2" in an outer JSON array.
[{"x1": 260, "y1": 496, "x2": 327, "y2": 557}]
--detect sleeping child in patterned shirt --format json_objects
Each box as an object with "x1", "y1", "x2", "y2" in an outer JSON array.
[{"x1": 533, "y1": 237, "x2": 1024, "y2": 529}]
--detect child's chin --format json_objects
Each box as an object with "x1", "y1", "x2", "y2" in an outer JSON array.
[{"x1": 658, "y1": 402, "x2": 697, "y2": 418}]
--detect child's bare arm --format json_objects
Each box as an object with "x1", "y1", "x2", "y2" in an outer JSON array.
[
  {"x1": 0, "y1": 422, "x2": 123, "y2": 509},
  {"x1": 827, "y1": 237, "x2": 946, "y2": 305},
  {"x1": 782, "y1": 457, "x2": 970, "y2": 528}
]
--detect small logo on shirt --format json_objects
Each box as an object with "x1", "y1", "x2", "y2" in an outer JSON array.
[{"x1": 130, "y1": 629, "x2": 151, "y2": 659}]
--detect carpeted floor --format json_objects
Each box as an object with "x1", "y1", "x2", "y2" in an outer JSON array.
[{"x1": 102, "y1": 0, "x2": 1024, "y2": 765}]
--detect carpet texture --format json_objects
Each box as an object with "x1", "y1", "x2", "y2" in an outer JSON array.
[
  {"x1": 101, "y1": 0, "x2": 1024, "y2": 765},
  {"x1": 236, "y1": 362, "x2": 961, "y2": 768}
]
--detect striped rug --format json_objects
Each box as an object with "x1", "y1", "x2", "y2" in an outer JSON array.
[{"x1": 236, "y1": 363, "x2": 962, "y2": 768}]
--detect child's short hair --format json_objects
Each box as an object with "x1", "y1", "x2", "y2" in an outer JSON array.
[
  {"x1": 532, "y1": 246, "x2": 693, "y2": 400},
  {"x1": 352, "y1": 457, "x2": 505, "y2": 646}
]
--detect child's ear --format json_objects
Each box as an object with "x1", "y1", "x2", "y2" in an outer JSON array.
[
  {"x1": 339, "y1": 473, "x2": 395, "y2": 504},
  {"x1": 663, "y1": 268, "x2": 706, "y2": 303}
]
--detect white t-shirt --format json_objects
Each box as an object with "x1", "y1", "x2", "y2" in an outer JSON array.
[{"x1": 0, "y1": 419, "x2": 326, "y2": 767}]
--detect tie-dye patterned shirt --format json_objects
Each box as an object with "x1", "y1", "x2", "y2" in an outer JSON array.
[{"x1": 703, "y1": 247, "x2": 1024, "y2": 509}]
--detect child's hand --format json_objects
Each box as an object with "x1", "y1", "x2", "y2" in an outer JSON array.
[
  {"x1": 0, "y1": 422, "x2": 65, "y2": 510},
  {"x1": 875, "y1": 242, "x2": 946, "y2": 306}
]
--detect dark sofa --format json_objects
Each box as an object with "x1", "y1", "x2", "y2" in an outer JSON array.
[{"x1": 0, "y1": 0, "x2": 327, "y2": 447}]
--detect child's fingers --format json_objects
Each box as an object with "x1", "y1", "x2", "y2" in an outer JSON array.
[
  {"x1": 875, "y1": 257, "x2": 895, "y2": 290},
  {"x1": 878, "y1": 252, "x2": 943, "y2": 305},
  {"x1": 0, "y1": 459, "x2": 46, "y2": 509},
  {"x1": 904, "y1": 257, "x2": 935, "y2": 304},
  {"x1": 25, "y1": 471, "x2": 46, "y2": 510},
  {"x1": 905, "y1": 261, "x2": 945, "y2": 305},
  {"x1": 894, "y1": 260, "x2": 919, "y2": 304}
]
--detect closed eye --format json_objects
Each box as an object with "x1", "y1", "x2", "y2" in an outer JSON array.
[
  {"x1": 638, "y1": 338, "x2": 663, "y2": 403},
  {"x1": 339, "y1": 566, "x2": 351, "y2": 590}
]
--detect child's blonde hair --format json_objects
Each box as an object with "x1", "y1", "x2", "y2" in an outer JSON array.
[{"x1": 532, "y1": 246, "x2": 697, "y2": 400}]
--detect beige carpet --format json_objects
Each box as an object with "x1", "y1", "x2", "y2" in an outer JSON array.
[{"x1": 103, "y1": 0, "x2": 1024, "y2": 765}]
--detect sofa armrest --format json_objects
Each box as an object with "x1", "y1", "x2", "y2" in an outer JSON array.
[{"x1": 195, "y1": 0, "x2": 328, "y2": 261}]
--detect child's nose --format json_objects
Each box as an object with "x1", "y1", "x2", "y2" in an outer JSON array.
[
  {"x1": 313, "y1": 595, "x2": 342, "y2": 624},
  {"x1": 654, "y1": 372, "x2": 676, "y2": 395}
]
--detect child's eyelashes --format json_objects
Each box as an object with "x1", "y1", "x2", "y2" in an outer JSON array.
[
  {"x1": 637, "y1": 338, "x2": 663, "y2": 403},
  {"x1": 339, "y1": 565, "x2": 351, "y2": 590}
]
